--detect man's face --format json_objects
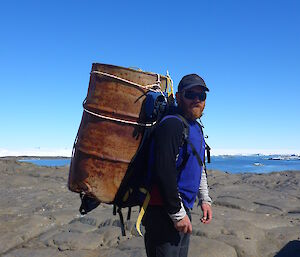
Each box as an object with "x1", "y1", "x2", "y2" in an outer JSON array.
[{"x1": 176, "y1": 86, "x2": 207, "y2": 120}]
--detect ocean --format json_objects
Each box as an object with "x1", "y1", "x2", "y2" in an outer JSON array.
[
  {"x1": 18, "y1": 154, "x2": 300, "y2": 174},
  {"x1": 206, "y1": 155, "x2": 300, "y2": 173},
  {"x1": 19, "y1": 158, "x2": 70, "y2": 167}
]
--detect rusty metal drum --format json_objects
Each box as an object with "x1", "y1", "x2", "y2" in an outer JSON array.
[{"x1": 68, "y1": 63, "x2": 171, "y2": 203}]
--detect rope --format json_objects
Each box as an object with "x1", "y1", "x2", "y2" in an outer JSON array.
[
  {"x1": 83, "y1": 106, "x2": 157, "y2": 127},
  {"x1": 91, "y1": 71, "x2": 163, "y2": 93},
  {"x1": 84, "y1": 69, "x2": 174, "y2": 127}
]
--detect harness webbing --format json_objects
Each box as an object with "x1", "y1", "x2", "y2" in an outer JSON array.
[
  {"x1": 175, "y1": 115, "x2": 204, "y2": 168},
  {"x1": 117, "y1": 207, "x2": 126, "y2": 236},
  {"x1": 186, "y1": 138, "x2": 204, "y2": 167},
  {"x1": 136, "y1": 192, "x2": 151, "y2": 236}
]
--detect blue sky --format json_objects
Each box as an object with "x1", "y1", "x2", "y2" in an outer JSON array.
[{"x1": 1, "y1": 0, "x2": 299, "y2": 155}]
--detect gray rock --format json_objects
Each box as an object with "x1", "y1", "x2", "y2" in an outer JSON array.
[
  {"x1": 63, "y1": 249, "x2": 95, "y2": 257},
  {"x1": 189, "y1": 236, "x2": 237, "y2": 257},
  {"x1": 16, "y1": 215, "x2": 53, "y2": 241},
  {"x1": 3, "y1": 248, "x2": 66, "y2": 257},
  {"x1": 0, "y1": 232, "x2": 24, "y2": 253},
  {"x1": 96, "y1": 226, "x2": 123, "y2": 247},
  {"x1": 217, "y1": 234, "x2": 260, "y2": 257},
  {"x1": 70, "y1": 215, "x2": 98, "y2": 227},
  {"x1": 50, "y1": 210, "x2": 80, "y2": 226},
  {"x1": 118, "y1": 236, "x2": 145, "y2": 250},
  {"x1": 38, "y1": 227, "x2": 62, "y2": 243},
  {"x1": 214, "y1": 220, "x2": 266, "y2": 257},
  {"x1": 123, "y1": 248, "x2": 147, "y2": 257},
  {"x1": 266, "y1": 226, "x2": 300, "y2": 247},
  {"x1": 65, "y1": 222, "x2": 98, "y2": 233},
  {"x1": 47, "y1": 231, "x2": 104, "y2": 250},
  {"x1": 98, "y1": 218, "x2": 118, "y2": 228},
  {"x1": 96, "y1": 248, "x2": 130, "y2": 257}
]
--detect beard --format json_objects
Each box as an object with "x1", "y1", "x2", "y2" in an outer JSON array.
[
  {"x1": 190, "y1": 106, "x2": 204, "y2": 119},
  {"x1": 180, "y1": 101, "x2": 205, "y2": 120}
]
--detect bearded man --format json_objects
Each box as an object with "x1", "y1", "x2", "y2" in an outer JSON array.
[{"x1": 143, "y1": 74, "x2": 213, "y2": 257}]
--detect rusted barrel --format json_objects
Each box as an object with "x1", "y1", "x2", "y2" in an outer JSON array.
[{"x1": 68, "y1": 63, "x2": 170, "y2": 203}]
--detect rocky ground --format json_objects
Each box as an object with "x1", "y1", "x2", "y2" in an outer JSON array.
[{"x1": 0, "y1": 158, "x2": 300, "y2": 257}]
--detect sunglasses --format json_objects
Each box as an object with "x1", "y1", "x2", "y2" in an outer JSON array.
[{"x1": 182, "y1": 91, "x2": 207, "y2": 101}]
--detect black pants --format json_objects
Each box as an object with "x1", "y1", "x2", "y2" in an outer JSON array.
[{"x1": 143, "y1": 206, "x2": 191, "y2": 257}]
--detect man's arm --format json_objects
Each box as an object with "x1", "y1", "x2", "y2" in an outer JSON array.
[
  {"x1": 152, "y1": 118, "x2": 185, "y2": 217},
  {"x1": 198, "y1": 167, "x2": 212, "y2": 205},
  {"x1": 198, "y1": 168, "x2": 213, "y2": 224}
]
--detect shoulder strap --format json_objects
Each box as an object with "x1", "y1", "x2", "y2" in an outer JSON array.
[
  {"x1": 174, "y1": 115, "x2": 204, "y2": 168},
  {"x1": 186, "y1": 137, "x2": 204, "y2": 168},
  {"x1": 195, "y1": 119, "x2": 211, "y2": 164},
  {"x1": 159, "y1": 114, "x2": 205, "y2": 168},
  {"x1": 173, "y1": 114, "x2": 189, "y2": 143},
  {"x1": 205, "y1": 143, "x2": 211, "y2": 163},
  {"x1": 159, "y1": 114, "x2": 189, "y2": 147}
]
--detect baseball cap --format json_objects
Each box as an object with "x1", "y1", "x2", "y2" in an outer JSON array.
[{"x1": 178, "y1": 74, "x2": 209, "y2": 92}]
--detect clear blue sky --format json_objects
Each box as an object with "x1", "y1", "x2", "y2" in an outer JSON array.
[{"x1": 1, "y1": 0, "x2": 299, "y2": 154}]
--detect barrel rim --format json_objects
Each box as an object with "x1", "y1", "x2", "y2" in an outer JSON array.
[{"x1": 91, "y1": 62, "x2": 168, "y2": 79}]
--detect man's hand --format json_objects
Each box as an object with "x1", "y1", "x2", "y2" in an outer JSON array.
[
  {"x1": 201, "y1": 203, "x2": 212, "y2": 224},
  {"x1": 174, "y1": 214, "x2": 192, "y2": 234}
]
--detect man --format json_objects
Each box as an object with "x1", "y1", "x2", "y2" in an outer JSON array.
[{"x1": 143, "y1": 74, "x2": 213, "y2": 257}]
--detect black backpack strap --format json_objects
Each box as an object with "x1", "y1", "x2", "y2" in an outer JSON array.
[
  {"x1": 170, "y1": 114, "x2": 189, "y2": 172},
  {"x1": 174, "y1": 114, "x2": 189, "y2": 141},
  {"x1": 195, "y1": 120, "x2": 211, "y2": 164},
  {"x1": 113, "y1": 205, "x2": 126, "y2": 236},
  {"x1": 206, "y1": 143, "x2": 211, "y2": 163},
  {"x1": 127, "y1": 207, "x2": 132, "y2": 220},
  {"x1": 176, "y1": 143, "x2": 190, "y2": 172},
  {"x1": 186, "y1": 137, "x2": 204, "y2": 168},
  {"x1": 195, "y1": 120, "x2": 210, "y2": 179},
  {"x1": 117, "y1": 207, "x2": 126, "y2": 236},
  {"x1": 113, "y1": 204, "x2": 117, "y2": 215},
  {"x1": 175, "y1": 115, "x2": 204, "y2": 168}
]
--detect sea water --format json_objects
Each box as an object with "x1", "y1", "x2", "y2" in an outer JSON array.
[
  {"x1": 19, "y1": 155, "x2": 300, "y2": 174},
  {"x1": 206, "y1": 155, "x2": 300, "y2": 174},
  {"x1": 19, "y1": 158, "x2": 70, "y2": 167}
]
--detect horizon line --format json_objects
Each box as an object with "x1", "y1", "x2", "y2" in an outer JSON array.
[{"x1": 1, "y1": 147, "x2": 300, "y2": 157}]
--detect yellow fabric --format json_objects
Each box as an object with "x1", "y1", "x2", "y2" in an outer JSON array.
[
  {"x1": 139, "y1": 187, "x2": 148, "y2": 194},
  {"x1": 136, "y1": 192, "x2": 151, "y2": 237},
  {"x1": 122, "y1": 190, "x2": 129, "y2": 202},
  {"x1": 122, "y1": 188, "x2": 133, "y2": 202},
  {"x1": 166, "y1": 76, "x2": 174, "y2": 97}
]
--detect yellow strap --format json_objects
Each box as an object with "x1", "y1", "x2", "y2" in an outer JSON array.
[
  {"x1": 136, "y1": 192, "x2": 151, "y2": 236},
  {"x1": 166, "y1": 76, "x2": 174, "y2": 97},
  {"x1": 139, "y1": 187, "x2": 147, "y2": 194}
]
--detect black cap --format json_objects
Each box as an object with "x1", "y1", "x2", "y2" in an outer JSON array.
[{"x1": 178, "y1": 74, "x2": 209, "y2": 92}]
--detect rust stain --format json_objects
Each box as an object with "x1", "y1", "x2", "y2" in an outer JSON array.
[{"x1": 68, "y1": 63, "x2": 167, "y2": 202}]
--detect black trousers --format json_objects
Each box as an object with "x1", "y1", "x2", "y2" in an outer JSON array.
[{"x1": 143, "y1": 206, "x2": 191, "y2": 257}]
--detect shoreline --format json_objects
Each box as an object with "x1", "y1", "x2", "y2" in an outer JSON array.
[
  {"x1": 1, "y1": 150, "x2": 300, "y2": 158},
  {"x1": 0, "y1": 155, "x2": 300, "y2": 174},
  {"x1": 1, "y1": 156, "x2": 71, "y2": 160}
]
